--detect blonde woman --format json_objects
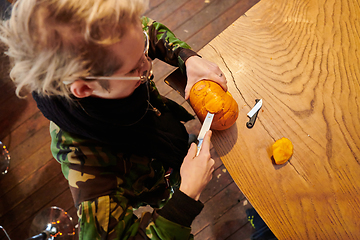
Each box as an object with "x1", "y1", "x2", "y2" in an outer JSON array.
[{"x1": 1, "y1": 0, "x2": 227, "y2": 239}]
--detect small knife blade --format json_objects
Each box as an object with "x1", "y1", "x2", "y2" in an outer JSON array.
[
  {"x1": 247, "y1": 99, "x2": 263, "y2": 118},
  {"x1": 196, "y1": 112, "x2": 214, "y2": 156}
]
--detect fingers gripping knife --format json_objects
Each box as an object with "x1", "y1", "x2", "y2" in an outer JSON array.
[{"x1": 196, "y1": 112, "x2": 214, "y2": 156}]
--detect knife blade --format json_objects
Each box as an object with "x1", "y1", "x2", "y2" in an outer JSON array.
[
  {"x1": 196, "y1": 112, "x2": 214, "y2": 156},
  {"x1": 247, "y1": 99, "x2": 263, "y2": 118}
]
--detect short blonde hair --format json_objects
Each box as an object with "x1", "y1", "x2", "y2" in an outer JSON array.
[{"x1": 0, "y1": 0, "x2": 148, "y2": 99}]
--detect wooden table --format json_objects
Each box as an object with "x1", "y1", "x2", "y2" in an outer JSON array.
[{"x1": 166, "y1": 0, "x2": 360, "y2": 238}]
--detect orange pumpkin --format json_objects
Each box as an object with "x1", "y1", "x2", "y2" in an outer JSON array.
[{"x1": 189, "y1": 80, "x2": 239, "y2": 130}]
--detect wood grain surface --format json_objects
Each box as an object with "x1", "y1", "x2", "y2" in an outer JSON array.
[{"x1": 196, "y1": 0, "x2": 360, "y2": 238}]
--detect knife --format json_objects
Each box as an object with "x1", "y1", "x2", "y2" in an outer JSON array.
[
  {"x1": 247, "y1": 99, "x2": 263, "y2": 118},
  {"x1": 196, "y1": 112, "x2": 215, "y2": 156},
  {"x1": 246, "y1": 99, "x2": 262, "y2": 128}
]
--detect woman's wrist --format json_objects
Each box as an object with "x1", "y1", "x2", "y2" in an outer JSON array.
[
  {"x1": 157, "y1": 189, "x2": 204, "y2": 227},
  {"x1": 179, "y1": 184, "x2": 201, "y2": 201}
]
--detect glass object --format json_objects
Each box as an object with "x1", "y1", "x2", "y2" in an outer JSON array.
[
  {"x1": 28, "y1": 206, "x2": 76, "y2": 240},
  {"x1": 0, "y1": 226, "x2": 11, "y2": 240},
  {"x1": 0, "y1": 141, "x2": 10, "y2": 174},
  {"x1": 83, "y1": 54, "x2": 153, "y2": 83},
  {"x1": 83, "y1": 31, "x2": 152, "y2": 83},
  {"x1": 63, "y1": 30, "x2": 153, "y2": 85},
  {"x1": 0, "y1": 207, "x2": 76, "y2": 240}
]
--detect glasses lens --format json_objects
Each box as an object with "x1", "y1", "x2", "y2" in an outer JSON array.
[
  {"x1": 143, "y1": 31, "x2": 149, "y2": 54},
  {"x1": 140, "y1": 56, "x2": 153, "y2": 83}
]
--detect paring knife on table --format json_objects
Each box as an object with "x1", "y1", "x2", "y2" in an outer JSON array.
[{"x1": 246, "y1": 99, "x2": 262, "y2": 128}]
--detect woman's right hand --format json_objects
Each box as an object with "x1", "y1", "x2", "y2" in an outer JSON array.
[{"x1": 179, "y1": 131, "x2": 215, "y2": 201}]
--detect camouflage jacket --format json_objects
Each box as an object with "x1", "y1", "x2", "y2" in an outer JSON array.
[{"x1": 49, "y1": 17, "x2": 203, "y2": 240}]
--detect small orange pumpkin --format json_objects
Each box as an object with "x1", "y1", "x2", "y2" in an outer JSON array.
[{"x1": 189, "y1": 80, "x2": 239, "y2": 130}]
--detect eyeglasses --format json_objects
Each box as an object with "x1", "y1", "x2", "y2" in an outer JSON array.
[
  {"x1": 73, "y1": 31, "x2": 160, "y2": 126},
  {"x1": 63, "y1": 31, "x2": 152, "y2": 85}
]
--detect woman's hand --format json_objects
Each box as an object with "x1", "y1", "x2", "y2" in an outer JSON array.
[
  {"x1": 179, "y1": 131, "x2": 215, "y2": 201},
  {"x1": 184, "y1": 56, "x2": 227, "y2": 100}
]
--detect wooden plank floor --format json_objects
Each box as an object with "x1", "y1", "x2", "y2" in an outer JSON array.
[{"x1": 0, "y1": 0, "x2": 259, "y2": 239}]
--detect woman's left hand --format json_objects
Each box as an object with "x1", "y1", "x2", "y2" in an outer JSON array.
[{"x1": 184, "y1": 56, "x2": 227, "y2": 100}]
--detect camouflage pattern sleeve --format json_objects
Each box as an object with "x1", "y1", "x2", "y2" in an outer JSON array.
[
  {"x1": 49, "y1": 121, "x2": 195, "y2": 239},
  {"x1": 141, "y1": 16, "x2": 200, "y2": 75},
  {"x1": 78, "y1": 193, "x2": 194, "y2": 240}
]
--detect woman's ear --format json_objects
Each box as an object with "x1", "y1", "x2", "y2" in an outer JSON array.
[{"x1": 70, "y1": 80, "x2": 97, "y2": 98}]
